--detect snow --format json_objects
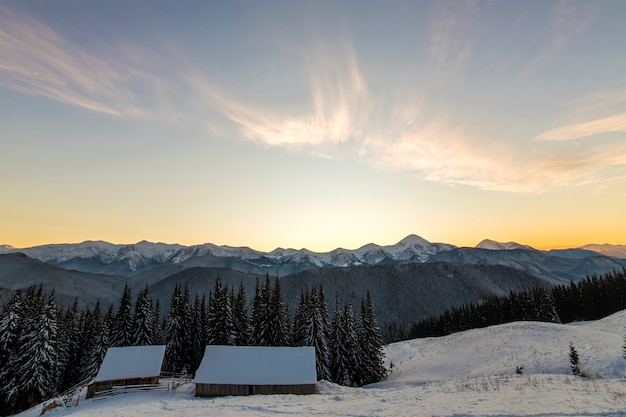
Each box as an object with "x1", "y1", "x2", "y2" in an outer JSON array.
[
  {"x1": 476, "y1": 239, "x2": 535, "y2": 251},
  {"x1": 17, "y1": 311, "x2": 626, "y2": 417},
  {"x1": 194, "y1": 346, "x2": 317, "y2": 385},
  {"x1": 582, "y1": 243, "x2": 626, "y2": 259},
  {"x1": 93, "y1": 345, "x2": 166, "y2": 382}
]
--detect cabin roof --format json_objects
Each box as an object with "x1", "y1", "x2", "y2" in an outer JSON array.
[
  {"x1": 193, "y1": 345, "x2": 317, "y2": 385},
  {"x1": 93, "y1": 345, "x2": 166, "y2": 382}
]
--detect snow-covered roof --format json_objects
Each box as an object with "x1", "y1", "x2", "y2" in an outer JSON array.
[
  {"x1": 193, "y1": 345, "x2": 316, "y2": 385},
  {"x1": 93, "y1": 345, "x2": 166, "y2": 382}
]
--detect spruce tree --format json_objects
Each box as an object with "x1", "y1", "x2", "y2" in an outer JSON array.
[
  {"x1": 0, "y1": 290, "x2": 24, "y2": 412},
  {"x1": 267, "y1": 277, "x2": 290, "y2": 346},
  {"x1": 205, "y1": 277, "x2": 233, "y2": 345},
  {"x1": 357, "y1": 292, "x2": 386, "y2": 385},
  {"x1": 80, "y1": 302, "x2": 105, "y2": 380},
  {"x1": 165, "y1": 284, "x2": 193, "y2": 373},
  {"x1": 569, "y1": 342, "x2": 580, "y2": 376},
  {"x1": 15, "y1": 292, "x2": 59, "y2": 410},
  {"x1": 231, "y1": 282, "x2": 249, "y2": 346},
  {"x1": 132, "y1": 286, "x2": 155, "y2": 346},
  {"x1": 330, "y1": 299, "x2": 360, "y2": 386},
  {"x1": 191, "y1": 295, "x2": 205, "y2": 371},
  {"x1": 111, "y1": 284, "x2": 133, "y2": 347}
]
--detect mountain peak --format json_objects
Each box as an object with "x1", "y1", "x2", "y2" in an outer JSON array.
[
  {"x1": 476, "y1": 239, "x2": 534, "y2": 251},
  {"x1": 397, "y1": 234, "x2": 431, "y2": 247}
]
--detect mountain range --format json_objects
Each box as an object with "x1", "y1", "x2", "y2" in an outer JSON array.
[
  {"x1": 1, "y1": 235, "x2": 625, "y2": 278},
  {"x1": 1, "y1": 235, "x2": 625, "y2": 326}
]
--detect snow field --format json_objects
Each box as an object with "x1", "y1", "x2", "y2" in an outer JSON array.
[{"x1": 17, "y1": 310, "x2": 626, "y2": 417}]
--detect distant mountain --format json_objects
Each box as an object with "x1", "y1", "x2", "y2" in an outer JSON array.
[
  {"x1": 475, "y1": 239, "x2": 535, "y2": 251},
  {"x1": 581, "y1": 244, "x2": 626, "y2": 259},
  {"x1": 0, "y1": 253, "x2": 123, "y2": 309},
  {"x1": 146, "y1": 262, "x2": 557, "y2": 326},
  {"x1": 0, "y1": 235, "x2": 455, "y2": 277},
  {"x1": 428, "y1": 247, "x2": 626, "y2": 282}
]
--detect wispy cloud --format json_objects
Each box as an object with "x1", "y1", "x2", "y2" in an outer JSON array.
[
  {"x1": 192, "y1": 39, "x2": 625, "y2": 193},
  {"x1": 428, "y1": 0, "x2": 477, "y2": 69},
  {"x1": 190, "y1": 39, "x2": 371, "y2": 149},
  {"x1": 536, "y1": 87, "x2": 626, "y2": 141},
  {"x1": 536, "y1": 112, "x2": 626, "y2": 141},
  {"x1": 519, "y1": 0, "x2": 595, "y2": 79},
  {"x1": 0, "y1": 5, "x2": 180, "y2": 121}
]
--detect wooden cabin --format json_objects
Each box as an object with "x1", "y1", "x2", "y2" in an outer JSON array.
[
  {"x1": 193, "y1": 345, "x2": 317, "y2": 397},
  {"x1": 86, "y1": 345, "x2": 166, "y2": 398}
]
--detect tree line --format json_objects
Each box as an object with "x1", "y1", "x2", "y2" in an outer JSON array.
[
  {"x1": 383, "y1": 268, "x2": 626, "y2": 342},
  {"x1": 0, "y1": 275, "x2": 386, "y2": 415}
]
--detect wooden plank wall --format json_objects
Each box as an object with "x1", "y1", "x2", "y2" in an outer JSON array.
[{"x1": 195, "y1": 383, "x2": 316, "y2": 397}]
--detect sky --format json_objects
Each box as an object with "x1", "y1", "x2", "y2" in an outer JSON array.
[{"x1": 1, "y1": 0, "x2": 625, "y2": 252}]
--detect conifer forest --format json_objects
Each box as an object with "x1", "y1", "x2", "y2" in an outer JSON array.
[{"x1": 0, "y1": 275, "x2": 386, "y2": 416}]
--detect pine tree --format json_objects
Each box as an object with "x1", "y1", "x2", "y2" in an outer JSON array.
[
  {"x1": 267, "y1": 277, "x2": 291, "y2": 346},
  {"x1": 153, "y1": 300, "x2": 163, "y2": 345},
  {"x1": 357, "y1": 292, "x2": 386, "y2": 385},
  {"x1": 111, "y1": 284, "x2": 133, "y2": 347},
  {"x1": 313, "y1": 286, "x2": 331, "y2": 381},
  {"x1": 569, "y1": 342, "x2": 580, "y2": 376},
  {"x1": 191, "y1": 295, "x2": 205, "y2": 371},
  {"x1": 132, "y1": 286, "x2": 155, "y2": 346},
  {"x1": 205, "y1": 277, "x2": 233, "y2": 345},
  {"x1": 231, "y1": 282, "x2": 249, "y2": 346},
  {"x1": 330, "y1": 299, "x2": 360, "y2": 386},
  {"x1": 80, "y1": 302, "x2": 105, "y2": 380},
  {"x1": 14, "y1": 292, "x2": 59, "y2": 410},
  {"x1": 293, "y1": 287, "x2": 331, "y2": 380},
  {"x1": 59, "y1": 298, "x2": 82, "y2": 389},
  {"x1": 165, "y1": 284, "x2": 193, "y2": 373},
  {"x1": 0, "y1": 290, "x2": 24, "y2": 411},
  {"x1": 250, "y1": 278, "x2": 266, "y2": 346}
]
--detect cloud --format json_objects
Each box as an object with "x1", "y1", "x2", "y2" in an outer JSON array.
[
  {"x1": 193, "y1": 39, "x2": 625, "y2": 193},
  {"x1": 190, "y1": 39, "x2": 371, "y2": 149},
  {"x1": 428, "y1": 0, "x2": 477, "y2": 69},
  {"x1": 3, "y1": 4, "x2": 624, "y2": 195},
  {"x1": 519, "y1": 0, "x2": 595, "y2": 79},
  {"x1": 0, "y1": 5, "x2": 181, "y2": 122},
  {"x1": 536, "y1": 112, "x2": 626, "y2": 141}
]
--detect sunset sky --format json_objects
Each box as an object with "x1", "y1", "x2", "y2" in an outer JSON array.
[{"x1": 1, "y1": 0, "x2": 625, "y2": 252}]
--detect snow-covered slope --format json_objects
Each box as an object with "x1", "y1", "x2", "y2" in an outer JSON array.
[
  {"x1": 16, "y1": 311, "x2": 626, "y2": 417},
  {"x1": 476, "y1": 239, "x2": 536, "y2": 251},
  {"x1": 582, "y1": 243, "x2": 626, "y2": 259},
  {"x1": 384, "y1": 310, "x2": 626, "y2": 383},
  {"x1": 1, "y1": 235, "x2": 455, "y2": 276}
]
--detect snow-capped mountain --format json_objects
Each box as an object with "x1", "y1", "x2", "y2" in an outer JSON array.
[
  {"x1": 1, "y1": 235, "x2": 456, "y2": 276},
  {"x1": 475, "y1": 239, "x2": 535, "y2": 251},
  {"x1": 581, "y1": 243, "x2": 626, "y2": 259},
  {"x1": 3, "y1": 235, "x2": 624, "y2": 279}
]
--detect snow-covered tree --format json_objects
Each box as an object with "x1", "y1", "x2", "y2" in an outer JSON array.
[
  {"x1": 293, "y1": 286, "x2": 331, "y2": 381},
  {"x1": 267, "y1": 277, "x2": 291, "y2": 346},
  {"x1": 111, "y1": 284, "x2": 133, "y2": 347},
  {"x1": 191, "y1": 295, "x2": 205, "y2": 371},
  {"x1": 250, "y1": 276, "x2": 271, "y2": 346},
  {"x1": 231, "y1": 282, "x2": 249, "y2": 346},
  {"x1": 80, "y1": 302, "x2": 108, "y2": 381},
  {"x1": 205, "y1": 277, "x2": 233, "y2": 345},
  {"x1": 132, "y1": 286, "x2": 155, "y2": 346},
  {"x1": 0, "y1": 290, "x2": 24, "y2": 411},
  {"x1": 356, "y1": 292, "x2": 386, "y2": 385},
  {"x1": 569, "y1": 342, "x2": 580, "y2": 376},
  {"x1": 165, "y1": 284, "x2": 193, "y2": 373},
  {"x1": 330, "y1": 299, "x2": 360, "y2": 386},
  {"x1": 59, "y1": 298, "x2": 82, "y2": 388},
  {"x1": 14, "y1": 292, "x2": 59, "y2": 410}
]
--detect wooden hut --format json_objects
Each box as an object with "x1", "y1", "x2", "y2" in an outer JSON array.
[
  {"x1": 193, "y1": 345, "x2": 317, "y2": 397},
  {"x1": 86, "y1": 345, "x2": 166, "y2": 398}
]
